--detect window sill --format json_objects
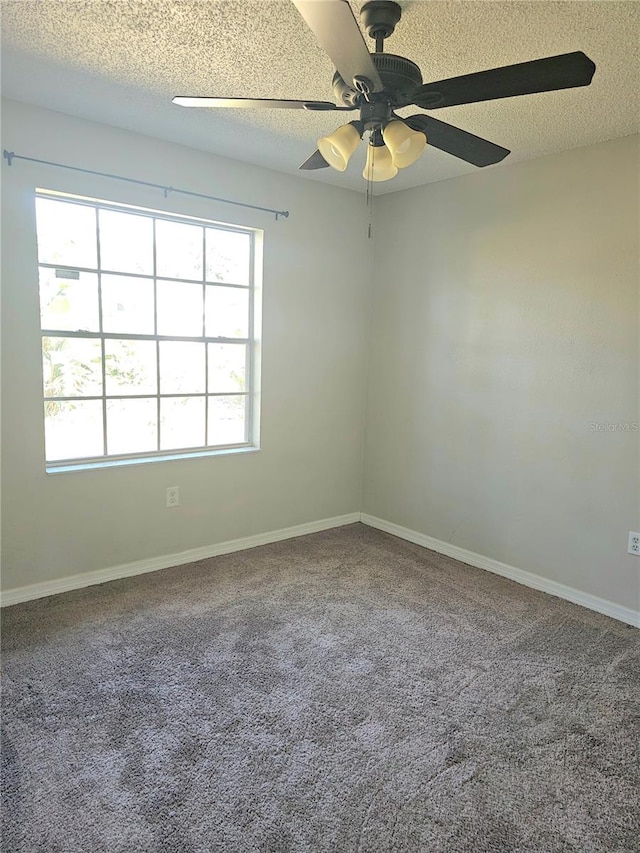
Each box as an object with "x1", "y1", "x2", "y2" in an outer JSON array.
[{"x1": 46, "y1": 445, "x2": 260, "y2": 474}]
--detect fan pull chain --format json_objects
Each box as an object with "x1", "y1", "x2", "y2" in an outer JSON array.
[{"x1": 365, "y1": 131, "x2": 374, "y2": 240}]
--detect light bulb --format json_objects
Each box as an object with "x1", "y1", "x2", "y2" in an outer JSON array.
[
  {"x1": 362, "y1": 143, "x2": 398, "y2": 182},
  {"x1": 382, "y1": 120, "x2": 427, "y2": 169},
  {"x1": 318, "y1": 123, "x2": 362, "y2": 172}
]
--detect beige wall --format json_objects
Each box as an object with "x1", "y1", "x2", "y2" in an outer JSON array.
[
  {"x1": 364, "y1": 135, "x2": 639, "y2": 610},
  {"x1": 1, "y1": 99, "x2": 372, "y2": 590}
]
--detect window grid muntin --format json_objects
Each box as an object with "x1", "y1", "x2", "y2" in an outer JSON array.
[
  {"x1": 37, "y1": 191, "x2": 255, "y2": 465},
  {"x1": 43, "y1": 392, "x2": 247, "y2": 403},
  {"x1": 39, "y1": 263, "x2": 251, "y2": 290},
  {"x1": 202, "y1": 224, "x2": 208, "y2": 444},
  {"x1": 38, "y1": 191, "x2": 253, "y2": 241},
  {"x1": 94, "y1": 205, "x2": 108, "y2": 456}
]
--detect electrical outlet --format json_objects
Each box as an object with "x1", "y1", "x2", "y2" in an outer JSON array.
[
  {"x1": 166, "y1": 486, "x2": 180, "y2": 508},
  {"x1": 629, "y1": 532, "x2": 640, "y2": 556}
]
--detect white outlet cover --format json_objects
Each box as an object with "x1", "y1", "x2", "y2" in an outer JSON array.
[
  {"x1": 166, "y1": 486, "x2": 180, "y2": 508},
  {"x1": 628, "y1": 531, "x2": 640, "y2": 555}
]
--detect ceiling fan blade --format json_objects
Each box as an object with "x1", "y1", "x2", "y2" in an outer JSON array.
[
  {"x1": 412, "y1": 51, "x2": 596, "y2": 109},
  {"x1": 173, "y1": 96, "x2": 353, "y2": 111},
  {"x1": 292, "y1": 0, "x2": 383, "y2": 93},
  {"x1": 299, "y1": 149, "x2": 330, "y2": 170},
  {"x1": 404, "y1": 114, "x2": 510, "y2": 167}
]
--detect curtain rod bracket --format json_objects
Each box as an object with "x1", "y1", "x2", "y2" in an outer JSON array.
[{"x1": 3, "y1": 150, "x2": 15, "y2": 167}]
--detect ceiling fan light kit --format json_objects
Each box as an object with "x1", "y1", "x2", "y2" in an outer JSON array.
[
  {"x1": 173, "y1": 0, "x2": 596, "y2": 184},
  {"x1": 363, "y1": 136, "x2": 398, "y2": 182},
  {"x1": 318, "y1": 117, "x2": 426, "y2": 178},
  {"x1": 318, "y1": 120, "x2": 363, "y2": 171},
  {"x1": 382, "y1": 119, "x2": 427, "y2": 169}
]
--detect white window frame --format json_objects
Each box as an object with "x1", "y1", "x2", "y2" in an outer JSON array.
[{"x1": 36, "y1": 189, "x2": 261, "y2": 472}]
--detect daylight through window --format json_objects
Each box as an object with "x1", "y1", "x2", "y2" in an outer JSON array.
[{"x1": 35, "y1": 190, "x2": 259, "y2": 469}]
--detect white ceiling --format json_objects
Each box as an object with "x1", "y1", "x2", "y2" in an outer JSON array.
[{"x1": 1, "y1": 1, "x2": 638, "y2": 194}]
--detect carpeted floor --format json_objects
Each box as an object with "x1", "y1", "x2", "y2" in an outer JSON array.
[{"x1": 1, "y1": 523, "x2": 639, "y2": 853}]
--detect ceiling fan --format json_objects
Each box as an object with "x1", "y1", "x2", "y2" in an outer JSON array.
[{"x1": 173, "y1": 0, "x2": 596, "y2": 182}]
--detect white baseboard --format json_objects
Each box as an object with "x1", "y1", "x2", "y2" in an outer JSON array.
[
  {"x1": 360, "y1": 513, "x2": 639, "y2": 628},
  {"x1": 4, "y1": 510, "x2": 637, "y2": 628},
  {"x1": 0, "y1": 512, "x2": 361, "y2": 607}
]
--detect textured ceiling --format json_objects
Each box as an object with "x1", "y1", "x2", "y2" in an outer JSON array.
[{"x1": 1, "y1": 1, "x2": 639, "y2": 194}]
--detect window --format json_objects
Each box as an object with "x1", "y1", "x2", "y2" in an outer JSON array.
[{"x1": 35, "y1": 190, "x2": 259, "y2": 470}]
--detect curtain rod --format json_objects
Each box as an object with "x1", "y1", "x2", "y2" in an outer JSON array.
[{"x1": 2, "y1": 149, "x2": 290, "y2": 221}]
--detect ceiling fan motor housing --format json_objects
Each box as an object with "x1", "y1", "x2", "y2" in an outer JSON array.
[{"x1": 332, "y1": 54, "x2": 423, "y2": 107}]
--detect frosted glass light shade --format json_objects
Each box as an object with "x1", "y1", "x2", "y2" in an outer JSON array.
[
  {"x1": 318, "y1": 123, "x2": 362, "y2": 172},
  {"x1": 382, "y1": 120, "x2": 427, "y2": 168},
  {"x1": 362, "y1": 143, "x2": 398, "y2": 182}
]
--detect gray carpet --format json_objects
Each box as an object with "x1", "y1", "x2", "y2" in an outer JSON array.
[{"x1": 2, "y1": 523, "x2": 639, "y2": 853}]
